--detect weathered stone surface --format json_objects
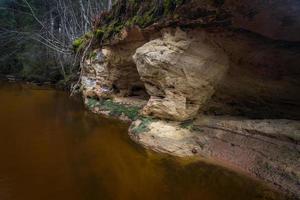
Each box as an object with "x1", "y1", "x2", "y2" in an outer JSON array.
[
  {"x1": 174, "y1": 0, "x2": 300, "y2": 41},
  {"x1": 81, "y1": 27, "x2": 148, "y2": 100},
  {"x1": 133, "y1": 28, "x2": 229, "y2": 121},
  {"x1": 201, "y1": 29, "x2": 300, "y2": 119},
  {"x1": 129, "y1": 116, "x2": 300, "y2": 198},
  {"x1": 130, "y1": 119, "x2": 197, "y2": 156},
  {"x1": 224, "y1": 0, "x2": 300, "y2": 41},
  {"x1": 82, "y1": 46, "x2": 145, "y2": 99},
  {"x1": 81, "y1": 2, "x2": 300, "y2": 197}
]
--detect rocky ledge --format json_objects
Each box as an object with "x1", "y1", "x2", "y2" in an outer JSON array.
[
  {"x1": 129, "y1": 117, "x2": 300, "y2": 198},
  {"x1": 79, "y1": 0, "x2": 300, "y2": 198},
  {"x1": 83, "y1": 93, "x2": 300, "y2": 198}
]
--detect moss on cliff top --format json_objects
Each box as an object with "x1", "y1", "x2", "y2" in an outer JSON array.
[
  {"x1": 74, "y1": 0, "x2": 230, "y2": 49},
  {"x1": 97, "y1": 0, "x2": 186, "y2": 27},
  {"x1": 92, "y1": 0, "x2": 230, "y2": 43},
  {"x1": 72, "y1": 32, "x2": 93, "y2": 52},
  {"x1": 92, "y1": 0, "x2": 186, "y2": 42}
]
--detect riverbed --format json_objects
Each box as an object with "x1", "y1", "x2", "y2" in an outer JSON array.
[{"x1": 0, "y1": 82, "x2": 285, "y2": 200}]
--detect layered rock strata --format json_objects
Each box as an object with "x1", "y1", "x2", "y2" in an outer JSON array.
[{"x1": 80, "y1": 0, "x2": 300, "y2": 198}]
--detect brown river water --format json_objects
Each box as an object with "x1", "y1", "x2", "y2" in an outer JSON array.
[{"x1": 0, "y1": 82, "x2": 286, "y2": 200}]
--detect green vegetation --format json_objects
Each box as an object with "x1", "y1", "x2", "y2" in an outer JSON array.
[
  {"x1": 95, "y1": 29, "x2": 105, "y2": 39},
  {"x1": 0, "y1": 0, "x2": 60, "y2": 83},
  {"x1": 73, "y1": 32, "x2": 93, "y2": 52},
  {"x1": 131, "y1": 117, "x2": 153, "y2": 134},
  {"x1": 86, "y1": 98, "x2": 99, "y2": 108},
  {"x1": 92, "y1": 0, "x2": 186, "y2": 43},
  {"x1": 88, "y1": 0, "x2": 231, "y2": 46},
  {"x1": 86, "y1": 98, "x2": 141, "y2": 120},
  {"x1": 86, "y1": 98, "x2": 156, "y2": 134},
  {"x1": 72, "y1": 38, "x2": 85, "y2": 51},
  {"x1": 1, "y1": 0, "x2": 108, "y2": 85},
  {"x1": 101, "y1": 99, "x2": 140, "y2": 120}
]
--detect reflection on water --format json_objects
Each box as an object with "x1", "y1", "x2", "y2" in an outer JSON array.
[{"x1": 0, "y1": 82, "x2": 285, "y2": 200}]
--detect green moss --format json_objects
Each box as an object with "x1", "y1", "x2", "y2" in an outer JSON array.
[
  {"x1": 86, "y1": 98, "x2": 140, "y2": 120},
  {"x1": 84, "y1": 31, "x2": 93, "y2": 39},
  {"x1": 82, "y1": 0, "x2": 228, "y2": 46},
  {"x1": 90, "y1": 0, "x2": 186, "y2": 44},
  {"x1": 72, "y1": 38, "x2": 84, "y2": 50},
  {"x1": 132, "y1": 16, "x2": 147, "y2": 27},
  {"x1": 131, "y1": 117, "x2": 153, "y2": 134},
  {"x1": 72, "y1": 32, "x2": 93, "y2": 52},
  {"x1": 101, "y1": 99, "x2": 140, "y2": 120},
  {"x1": 97, "y1": 20, "x2": 125, "y2": 41},
  {"x1": 163, "y1": 0, "x2": 172, "y2": 15},
  {"x1": 94, "y1": 29, "x2": 104, "y2": 39},
  {"x1": 86, "y1": 98, "x2": 99, "y2": 109}
]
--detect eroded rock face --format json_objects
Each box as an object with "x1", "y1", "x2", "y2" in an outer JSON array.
[
  {"x1": 80, "y1": 1, "x2": 300, "y2": 198},
  {"x1": 224, "y1": 0, "x2": 300, "y2": 41},
  {"x1": 201, "y1": 30, "x2": 300, "y2": 119},
  {"x1": 176, "y1": 0, "x2": 300, "y2": 42},
  {"x1": 133, "y1": 28, "x2": 229, "y2": 121},
  {"x1": 82, "y1": 28, "x2": 148, "y2": 100}
]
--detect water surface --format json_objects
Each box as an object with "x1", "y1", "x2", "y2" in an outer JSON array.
[{"x1": 0, "y1": 82, "x2": 284, "y2": 200}]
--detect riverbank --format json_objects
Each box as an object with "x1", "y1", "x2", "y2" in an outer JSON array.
[
  {"x1": 83, "y1": 96, "x2": 300, "y2": 199},
  {"x1": 76, "y1": 0, "x2": 300, "y2": 198}
]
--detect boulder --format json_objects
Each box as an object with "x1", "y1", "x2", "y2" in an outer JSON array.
[{"x1": 133, "y1": 28, "x2": 229, "y2": 121}]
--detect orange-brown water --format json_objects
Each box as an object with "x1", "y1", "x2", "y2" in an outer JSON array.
[{"x1": 0, "y1": 82, "x2": 284, "y2": 200}]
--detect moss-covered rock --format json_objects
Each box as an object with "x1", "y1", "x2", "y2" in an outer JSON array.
[
  {"x1": 130, "y1": 117, "x2": 153, "y2": 134},
  {"x1": 91, "y1": 0, "x2": 189, "y2": 44},
  {"x1": 91, "y1": 0, "x2": 234, "y2": 47},
  {"x1": 86, "y1": 98, "x2": 141, "y2": 121},
  {"x1": 72, "y1": 32, "x2": 93, "y2": 52}
]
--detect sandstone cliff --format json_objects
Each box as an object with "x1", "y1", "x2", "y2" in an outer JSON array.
[{"x1": 79, "y1": 0, "x2": 300, "y2": 198}]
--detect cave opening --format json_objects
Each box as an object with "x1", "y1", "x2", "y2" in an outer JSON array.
[{"x1": 110, "y1": 62, "x2": 150, "y2": 101}]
